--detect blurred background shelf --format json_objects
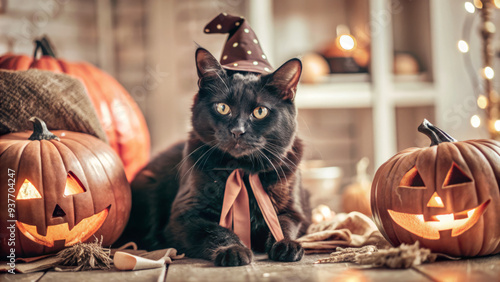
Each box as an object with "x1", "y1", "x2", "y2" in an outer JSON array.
[
  {"x1": 296, "y1": 83, "x2": 372, "y2": 109},
  {"x1": 296, "y1": 81, "x2": 436, "y2": 109},
  {"x1": 393, "y1": 81, "x2": 437, "y2": 107}
]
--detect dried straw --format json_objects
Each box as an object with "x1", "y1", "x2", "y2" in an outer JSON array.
[
  {"x1": 55, "y1": 237, "x2": 112, "y2": 271},
  {"x1": 315, "y1": 241, "x2": 444, "y2": 269}
]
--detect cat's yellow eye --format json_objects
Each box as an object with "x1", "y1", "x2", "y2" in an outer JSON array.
[
  {"x1": 216, "y1": 103, "x2": 231, "y2": 115},
  {"x1": 253, "y1": 106, "x2": 269, "y2": 119}
]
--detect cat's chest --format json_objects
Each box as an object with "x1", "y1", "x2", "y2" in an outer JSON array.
[{"x1": 200, "y1": 169, "x2": 268, "y2": 226}]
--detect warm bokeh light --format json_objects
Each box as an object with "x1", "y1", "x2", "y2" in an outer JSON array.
[
  {"x1": 495, "y1": 120, "x2": 500, "y2": 131},
  {"x1": 457, "y1": 40, "x2": 469, "y2": 53},
  {"x1": 495, "y1": 0, "x2": 500, "y2": 9},
  {"x1": 484, "y1": 66, "x2": 494, "y2": 79},
  {"x1": 336, "y1": 269, "x2": 368, "y2": 282},
  {"x1": 474, "y1": 0, "x2": 483, "y2": 9},
  {"x1": 339, "y1": 35, "x2": 356, "y2": 51},
  {"x1": 477, "y1": 95, "x2": 488, "y2": 109},
  {"x1": 471, "y1": 115, "x2": 481, "y2": 128},
  {"x1": 465, "y1": 2, "x2": 475, "y2": 13}
]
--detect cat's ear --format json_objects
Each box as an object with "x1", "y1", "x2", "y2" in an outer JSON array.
[
  {"x1": 264, "y1": 58, "x2": 302, "y2": 101},
  {"x1": 195, "y1": 48, "x2": 224, "y2": 78}
]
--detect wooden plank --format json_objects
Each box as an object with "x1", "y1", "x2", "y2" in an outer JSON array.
[
  {"x1": 166, "y1": 253, "x2": 429, "y2": 282},
  {"x1": 371, "y1": 0, "x2": 397, "y2": 168},
  {"x1": 413, "y1": 254, "x2": 500, "y2": 282},
  {"x1": 0, "y1": 271, "x2": 45, "y2": 281},
  {"x1": 39, "y1": 266, "x2": 166, "y2": 282}
]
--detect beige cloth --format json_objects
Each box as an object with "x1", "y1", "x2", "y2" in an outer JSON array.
[
  {"x1": 114, "y1": 249, "x2": 184, "y2": 271},
  {"x1": 297, "y1": 212, "x2": 391, "y2": 254},
  {"x1": 0, "y1": 69, "x2": 107, "y2": 142},
  {"x1": 0, "y1": 247, "x2": 182, "y2": 274}
]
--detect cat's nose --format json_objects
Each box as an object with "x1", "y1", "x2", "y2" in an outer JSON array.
[{"x1": 231, "y1": 127, "x2": 245, "y2": 138}]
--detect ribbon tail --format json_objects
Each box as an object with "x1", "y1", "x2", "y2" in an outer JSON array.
[
  {"x1": 249, "y1": 174, "x2": 285, "y2": 242},
  {"x1": 220, "y1": 170, "x2": 242, "y2": 228},
  {"x1": 219, "y1": 169, "x2": 252, "y2": 248},
  {"x1": 234, "y1": 184, "x2": 251, "y2": 248}
]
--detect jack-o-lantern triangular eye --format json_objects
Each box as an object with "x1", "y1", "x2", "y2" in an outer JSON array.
[
  {"x1": 399, "y1": 166, "x2": 426, "y2": 188},
  {"x1": 64, "y1": 172, "x2": 86, "y2": 196},
  {"x1": 17, "y1": 179, "x2": 42, "y2": 200},
  {"x1": 443, "y1": 162, "x2": 472, "y2": 188}
]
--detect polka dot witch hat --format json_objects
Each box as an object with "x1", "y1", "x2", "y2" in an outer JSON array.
[{"x1": 204, "y1": 13, "x2": 273, "y2": 74}]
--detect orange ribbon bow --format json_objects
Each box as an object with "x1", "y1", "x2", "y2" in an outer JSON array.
[{"x1": 219, "y1": 169, "x2": 284, "y2": 248}]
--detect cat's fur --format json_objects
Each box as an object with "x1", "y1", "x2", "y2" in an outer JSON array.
[{"x1": 122, "y1": 48, "x2": 310, "y2": 266}]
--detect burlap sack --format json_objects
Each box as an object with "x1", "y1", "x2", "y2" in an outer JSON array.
[{"x1": 0, "y1": 69, "x2": 107, "y2": 142}]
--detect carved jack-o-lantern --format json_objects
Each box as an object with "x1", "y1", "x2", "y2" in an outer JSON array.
[
  {"x1": 371, "y1": 120, "x2": 500, "y2": 257},
  {"x1": 0, "y1": 118, "x2": 131, "y2": 257}
]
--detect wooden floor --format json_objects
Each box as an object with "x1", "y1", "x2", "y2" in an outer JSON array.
[{"x1": 6, "y1": 253, "x2": 500, "y2": 282}]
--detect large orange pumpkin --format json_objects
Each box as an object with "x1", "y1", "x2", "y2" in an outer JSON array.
[
  {"x1": 0, "y1": 37, "x2": 150, "y2": 181},
  {"x1": 371, "y1": 119, "x2": 500, "y2": 257},
  {"x1": 0, "y1": 118, "x2": 131, "y2": 257}
]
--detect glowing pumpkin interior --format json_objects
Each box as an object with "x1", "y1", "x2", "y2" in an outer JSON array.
[
  {"x1": 388, "y1": 163, "x2": 491, "y2": 240},
  {"x1": 16, "y1": 173, "x2": 109, "y2": 247}
]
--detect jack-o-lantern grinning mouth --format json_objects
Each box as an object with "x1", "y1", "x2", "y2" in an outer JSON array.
[
  {"x1": 16, "y1": 206, "x2": 110, "y2": 247},
  {"x1": 388, "y1": 199, "x2": 490, "y2": 240}
]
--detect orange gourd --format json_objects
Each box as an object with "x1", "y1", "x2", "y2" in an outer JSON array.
[
  {"x1": 0, "y1": 118, "x2": 131, "y2": 257},
  {"x1": 0, "y1": 37, "x2": 150, "y2": 180},
  {"x1": 342, "y1": 158, "x2": 372, "y2": 216},
  {"x1": 371, "y1": 120, "x2": 500, "y2": 257}
]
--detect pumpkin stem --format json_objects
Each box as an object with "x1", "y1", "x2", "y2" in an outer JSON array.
[
  {"x1": 418, "y1": 119, "x2": 456, "y2": 146},
  {"x1": 28, "y1": 117, "x2": 60, "y2": 141},
  {"x1": 33, "y1": 36, "x2": 56, "y2": 58}
]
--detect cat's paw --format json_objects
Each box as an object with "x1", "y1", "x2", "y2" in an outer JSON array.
[
  {"x1": 214, "y1": 244, "x2": 253, "y2": 267},
  {"x1": 268, "y1": 238, "x2": 304, "y2": 262}
]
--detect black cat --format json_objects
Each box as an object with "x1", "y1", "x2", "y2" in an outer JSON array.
[{"x1": 122, "y1": 48, "x2": 310, "y2": 266}]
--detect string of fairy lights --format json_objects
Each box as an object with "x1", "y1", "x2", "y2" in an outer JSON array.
[{"x1": 462, "y1": 1, "x2": 500, "y2": 138}]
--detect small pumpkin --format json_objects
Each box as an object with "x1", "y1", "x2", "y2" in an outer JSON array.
[
  {"x1": 0, "y1": 37, "x2": 150, "y2": 180},
  {"x1": 342, "y1": 157, "x2": 372, "y2": 216},
  {"x1": 371, "y1": 119, "x2": 500, "y2": 257},
  {"x1": 0, "y1": 117, "x2": 131, "y2": 257}
]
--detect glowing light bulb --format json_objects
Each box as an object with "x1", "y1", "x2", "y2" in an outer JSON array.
[
  {"x1": 465, "y1": 2, "x2": 475, "y2": 13},
  {"x1": 495, "y1": 120, "x2": 500, "y2": 131},
  {"x1": 477, "y1": 95, "x2": 488, "y2": 109},
  {"x1": 495, "y1": 0, "x2": 500, "y2": 9},
  {"x1": 339, "y1": 35, "x2": 356, "y2": 51},
  {"x1": 484, "y1": 66, "x2": 494, "y2": 79},
  {"x1": 458, "y1": 40, "x2": 469, "y2": 53},
  {"x1": 471, "y1": 115, "x2": 481, "y2": 128},
  {"x1": 474, "y1": 0, "x2": 483, "y2": 9}
]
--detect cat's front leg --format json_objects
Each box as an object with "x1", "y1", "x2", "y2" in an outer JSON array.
[
  {"x1": 168, "y1": 215, "x2": 253, "y2": 267},
  {"x1": 265, "y1": 214, "x2": 305, "y2": 262}
]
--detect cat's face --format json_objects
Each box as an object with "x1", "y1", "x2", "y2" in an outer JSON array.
[{"x1": 191, "y1": 48, "x2": 302, "y2": 160}]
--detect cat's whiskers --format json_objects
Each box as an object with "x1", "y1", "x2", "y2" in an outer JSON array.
[
  {"x1": 263, "y1": 146, "x2": 296, "y2": 175},
  {"x1": 262, "y1": 145, "x2": 298, "y2": 182},
  {"x1": 264, "y1": 142, "x2": 299, "y2": 169},
  {"x1": 257, "y1": 148, "x2": 286, "y2": 184},
  {"x1": 175, "y1": 140, "x2": 216, "y2": 171},
  {"x1": 200, "y1": 142, "x2": 219, "y2": 171},
  {"x1": 180, "y1": 142, "x2": 219, "y2": 180}
]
